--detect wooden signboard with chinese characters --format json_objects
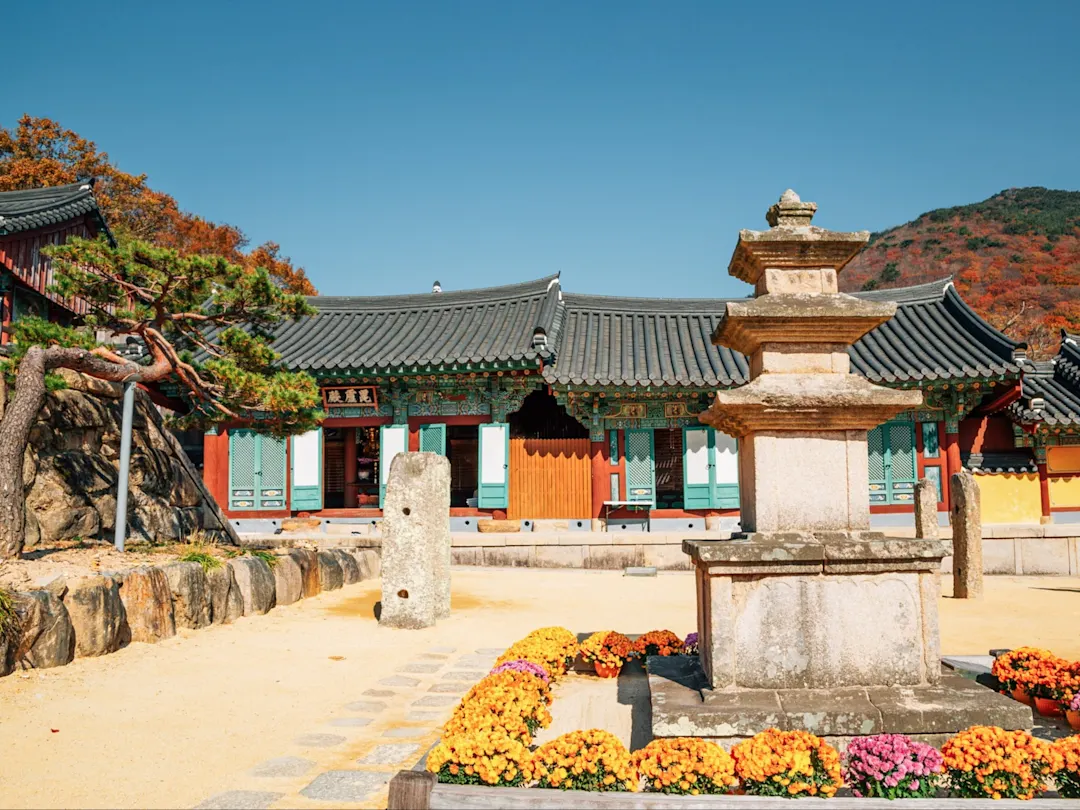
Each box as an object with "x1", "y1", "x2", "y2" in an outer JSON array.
[{"x1": 322, "y1": 385, "x2": 379, "y2": 409}]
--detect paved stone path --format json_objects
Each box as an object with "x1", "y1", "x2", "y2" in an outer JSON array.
[{"x1": 193, "y1": 645, "x2": 497, "y2": 809}]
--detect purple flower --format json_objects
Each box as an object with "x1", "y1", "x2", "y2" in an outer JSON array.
[
  {"x1": 843, "y1": 734, "x2": 943, "y2": 799},
  {"x1": 683, "y1": 632, "x2": 699, "y2": 655},
  {"x1": 490, "y1": 659, "x2": 550, "y2": 683},
  {"x1": 1070, "y1": 693, "x2": 1080, "y2": 712}
]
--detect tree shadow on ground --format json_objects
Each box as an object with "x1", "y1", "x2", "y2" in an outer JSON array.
[{"x1": 616, "y1": 659, "x2": 653, "y2": 751}]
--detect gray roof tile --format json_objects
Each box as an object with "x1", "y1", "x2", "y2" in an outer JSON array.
[
  {"x1": 0, "y1": 179, "x2": 113, "y2": 242},
  {"x1": 1011, "y1": 335, "x2": 1080, "y2": 427}
]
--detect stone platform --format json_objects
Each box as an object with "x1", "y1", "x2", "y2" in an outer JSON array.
[{"x1": 648, "y1": 656, "x2": 1032, "y2": 749}]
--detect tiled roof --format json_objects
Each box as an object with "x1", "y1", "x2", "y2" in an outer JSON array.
[
  {"x1": 267, "y1": 274, "x2": 562, "y2": 373},
  {"x1": 0, "y1": 179, "x2": 113, "y2": 241},
  {"x1": 1010, "y1": 334, "x2": 1080, "y2": 427},
  {"x1": 963, "y1": 451, "x2": 1037, "y2": 474},
  {"x1": 544, "y1": 277, "x2": 1021, "y2": 388}
]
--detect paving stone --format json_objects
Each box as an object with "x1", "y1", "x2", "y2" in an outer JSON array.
[
  {"x1": 407, "y1": 710, "x2": 443, "y2": 721},
  {"x1": 428, "y1": 683, "x2": 465, "y2": 693},
  {"x1": 398, "y1": 662, "x2": 442, "y2": 674},
  {"x1": 379, "y1": 675, "x2": 420, "y2": 687},
  {"x1": 441, "y1": 670, "x2": 485, "y2": 681},
  {"x1": 429, "y1": 645, "x2": 457, "y2": 653},
  {"x1": 359, "y1": 743, "x2": 420, "y2": 765},
  {"x1": 363, "y1": 688, "x2": 396, "y2": 697},
  {"x1": 293, "y1": 733, "x2": 347, "y2": 748},
  {"x1": 455, "y1": 655, "x2": 495, "y2": 668},
  {"x1": 413, "y1": 694, "x2": 459, "y2": 707},
  {"x1": 476, "y1": 648, "x2": 505, "y2": 655},
  {"x1": 195, "y1": 791, "x2": 283, "y2": 809},
  {"x1": 383, "y1": 726, "x2": 427, "y2": 738},
  {"x1": 328, "y1": 716, "x2": 373, "y2": 727},
  {"x1": 299, "y1": 770, "x2": 389, "y2": 803},
  {"x1": 249, "y1": 756, "x2": 315, "y2": 778},
  {"x1": 345, "y1": 700, "x2": 387, "y2": 713},
  {"x1": 419, "y1": 652, "x2": 450, "y2": 660}
]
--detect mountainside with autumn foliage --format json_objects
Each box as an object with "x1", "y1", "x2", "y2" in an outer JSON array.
[{"x1": 840, "y1": 187, "x2": 1080, "y2": 357}]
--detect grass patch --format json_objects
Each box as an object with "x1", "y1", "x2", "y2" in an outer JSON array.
[
  {"x1": 225, "y1": 548, "x2": 278, "y2": 568},
  {"x1": 177, "y1": 550, "x2": 223, "y2": 571}
]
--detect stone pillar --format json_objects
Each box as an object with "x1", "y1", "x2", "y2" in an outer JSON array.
[
  {"x1": 950, "y1": 469, "x2": 983, "y2": 599},
  {"x1": 914, "y1": 477, "x2": 939, "y2": 539},
  {"x1": 379, "y1": 452, "x2": 451, "y2": 628}
]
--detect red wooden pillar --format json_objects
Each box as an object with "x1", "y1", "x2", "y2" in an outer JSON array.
[
  {"x1": 944, "y1": 429, "x2": 961, "y2": 501},
  {"x1": 1037, "y1": 462, "x2": 1052, "y2": 525},
  {"x1": 590, "y1": 440, "x2": 608, "y2": 520},
  {"x1": 343, "y1": 427, "x2": 358, "y2": 508},
  {"x1": 203, "y1": 430, "x2": 230, "y2": 510}
]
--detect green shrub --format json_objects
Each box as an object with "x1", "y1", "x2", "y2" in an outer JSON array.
[{"x1": 178, "y1": 550, "x2": 223, "y2": 571}]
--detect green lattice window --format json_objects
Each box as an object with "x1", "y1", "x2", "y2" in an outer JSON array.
[
  {"x1": 868, "y1": 421, "x2": 917, "y2": 505},
  {"x1": 229, "y1": 430, "x2": 287, "y2": 510}
]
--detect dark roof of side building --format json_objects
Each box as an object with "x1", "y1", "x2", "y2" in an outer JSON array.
[
  {"x1": 262, "y1": 275, "x2": 1023, "y2": 389},
  {"x1": 0, "y1": 179, "x2": 114, "y2": 243},
  {"x1": 269, "y1": 274, "x2": 563, "y2": 372},
  {"x1": 1009, "y1": 333, "x2": 1080, "y2": 427},
  {"x1": 544, "y1": 277, "x2": 1022, "y2": 387}
]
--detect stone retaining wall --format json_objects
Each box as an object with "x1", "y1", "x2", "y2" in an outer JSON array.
[
  {"x1": 242, "y1": 529, "x2": 1080, "y2": 575},
  {"x1": 0, "y1": 547, "x2": 380, "y2": 677}
]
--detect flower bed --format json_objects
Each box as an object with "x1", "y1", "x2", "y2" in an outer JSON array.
[
  {"x1": 424, "y1": 628, "x2": 1080, "y2": 799},
  {"x1": 992, "y1": 647, "x2": 1080, "y2": 715}
]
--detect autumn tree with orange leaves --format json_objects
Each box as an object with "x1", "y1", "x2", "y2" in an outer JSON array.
[{"x1": 0, "y1": 115, "x2": 316, "y2": 295}]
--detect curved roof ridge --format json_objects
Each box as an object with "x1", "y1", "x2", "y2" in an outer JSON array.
[
  {"x1": 852, "y1": 276, "x2": 953, "y2": 304},
  {"x1": 562, "y1": 292, "x2": 739, "y2": 312},
  {"x1": 0, "y1": 178, "x2": 113, "y2": 243},
  {"x1": 309, "y1": 273, "x2": 561, "y2": 311}
]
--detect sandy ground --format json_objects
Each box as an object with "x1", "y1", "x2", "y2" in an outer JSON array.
[{"x1": 0, "y1": 569, "x2": 1075, "y2": 809}]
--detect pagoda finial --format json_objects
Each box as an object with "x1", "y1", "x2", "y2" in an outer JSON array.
[{"x1": 766, "y1": 189, "x2": 817, "y2": 228}]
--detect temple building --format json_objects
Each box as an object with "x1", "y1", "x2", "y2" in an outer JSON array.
[
  {"x1": 0, "y1": 179, "x2": 114, "y2": 341},
  {"x1": 201, "y1": 272, "x2": 1080, "y2": 529}
]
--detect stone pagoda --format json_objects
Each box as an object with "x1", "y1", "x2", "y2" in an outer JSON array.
[{"x1": 650, "y1": 191, "x2": 1030, "y2": 746}]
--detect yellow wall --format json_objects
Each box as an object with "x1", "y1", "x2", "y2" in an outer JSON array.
[
  {"x1": 972, "y1": 473, "x2": 1042, "y2": 524},
  {"x1": 1050, "y1": 475, "x2": 1080, "y2": 508},
  {"x1": 1048, "y1": 446, "x2": 1080, "y2": 474}
]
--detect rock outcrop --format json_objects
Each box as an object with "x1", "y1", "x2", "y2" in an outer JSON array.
[
  {"x1": 160, "y1": 562, "x2": 212, "y2": 629},
  {"x1": 21, "y1": 371, "x2": 234, "y2": 547},
  {"x1": 272, "y1": 554, "x2": 303, "y2": 606},
  {"x1": 288, "y1": 549, "x2": 321, "y2": 598},
  {"x1": 316, "y1": 551, "x2": 344, "y2": 592},
  {"x1": 207, "y1": 563, "x2": 244, "y2": 625},
  {"x1": 13, "y1": 590, "x2": 76, "y2": 669}
]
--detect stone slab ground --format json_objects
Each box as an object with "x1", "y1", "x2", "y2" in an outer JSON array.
[{"x1": 0, "y1": 569, "x2": 1075, "y2": 809}]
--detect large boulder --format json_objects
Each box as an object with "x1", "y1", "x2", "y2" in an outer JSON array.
[
  {"x1": 13, "y1": 590, "x2": 76, "y2": 669},
  {"x1": 316, "y1": 551, "x2": 344, "y2": 592},
  {"x1": 331, "y1": 548, "x2": 360, "y2": 585},
  {"x1": 160, "y1": 562, "x2": 212, "y2": 629},
  {"x1": 288, "y1": 549, "x2": 321, "y2": 598},
  {"x1": 272, "y1": 554, "x2": 303, "y2": 606},
  {"x1": 119, "y1": 566, "x2": 176, "y2": 644},
  {"x1": 207, "y1": 563, "x2": 244, "y2": 625},
  {"x1": 229, "y1": 556, "x2": 276, "y2": 615},
  {"x1": 63, "y1": 575, "x2": 126, "y2": 657}
]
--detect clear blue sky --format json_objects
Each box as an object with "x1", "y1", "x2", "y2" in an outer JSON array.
[{"x1": 5, "y1": 0, "x2": 1078, "y2": 298}]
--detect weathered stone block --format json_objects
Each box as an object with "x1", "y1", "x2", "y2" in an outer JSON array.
[
  {"x1": 1019, "y1": 538, "x2": 1071, "y2": 575},
  {"x1": 288, "y1": 549, "x2": 321, "y2": 598},
  {"x1": 585, "y1": 545, "x2": 643, "y2": 569},
  {"x1": 64, "y1": 575, "x2": 125, "y2": 657},
  {"x1": 380, "y1": 453, "x2": 451, "y2": 629},
  {"x1": 230, "y1": 556, "x2": 277, "y2": 615},
  {"x1": 119, "y1": 566, "x2": 176, "y2": 643},
  {"x1": 272, "y1": 554, "x2": 304, "y2": 606},
  {"x1": 477, "y1": 519, "x2": 520, "y2": 533},
  {"x1": 330, "y1": 548, "x2": 360, "y2": 584},
  {"x1": 316, "y1": 551, "x2": 344, "y2": 591},
  {"x1": 533, "y1": 545, "x2": 584, "y2": 568},
  {"x1": 451, "y1": 547, "x2": 481, "y2": 566},
  {"x1": 914, "y1": 478, "x2": 939, "y2": 539},
  {"x1": 980, "y1": 538, "x2": 1017, "y2": 574},
  {"x1": 14, "y1": 589, "x2": 76, "y2": 669},
  {"x1": 160, "y1": 561, "x2": 212, "y2": 629},
  {"x1": 281, "y1": 517, "x2": 321, "y2": 533},
  {"x1": 867, "y1": 678, "x2": 1031, "y2": 734},
  {"x1": 207, "y1": 563, "x2": 243, "y2": 624},
  {"x1": 950, "y1": 469, "x2": 983, "y2": 598},
  {"x1": 482, "y1": 546, "x2": 533, "y2": 567},
  {"x1": 351, "y1": 548, "x2": 380, "y2": 579},
  {"x1": 641, "y1": 543, "x2": 693, "y2": 570}
]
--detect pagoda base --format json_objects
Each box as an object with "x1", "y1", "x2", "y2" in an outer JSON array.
[
  {"x1": 685, "y1": 534, "x2": 950, "y2": 690},
  {"x1": 649, "y1": 656, "x2": 1032, "y2": 750}
]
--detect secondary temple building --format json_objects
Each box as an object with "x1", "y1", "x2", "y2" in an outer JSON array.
[{"x1": 201, "y1": 263, "x2": 1080, "y2": 529}]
